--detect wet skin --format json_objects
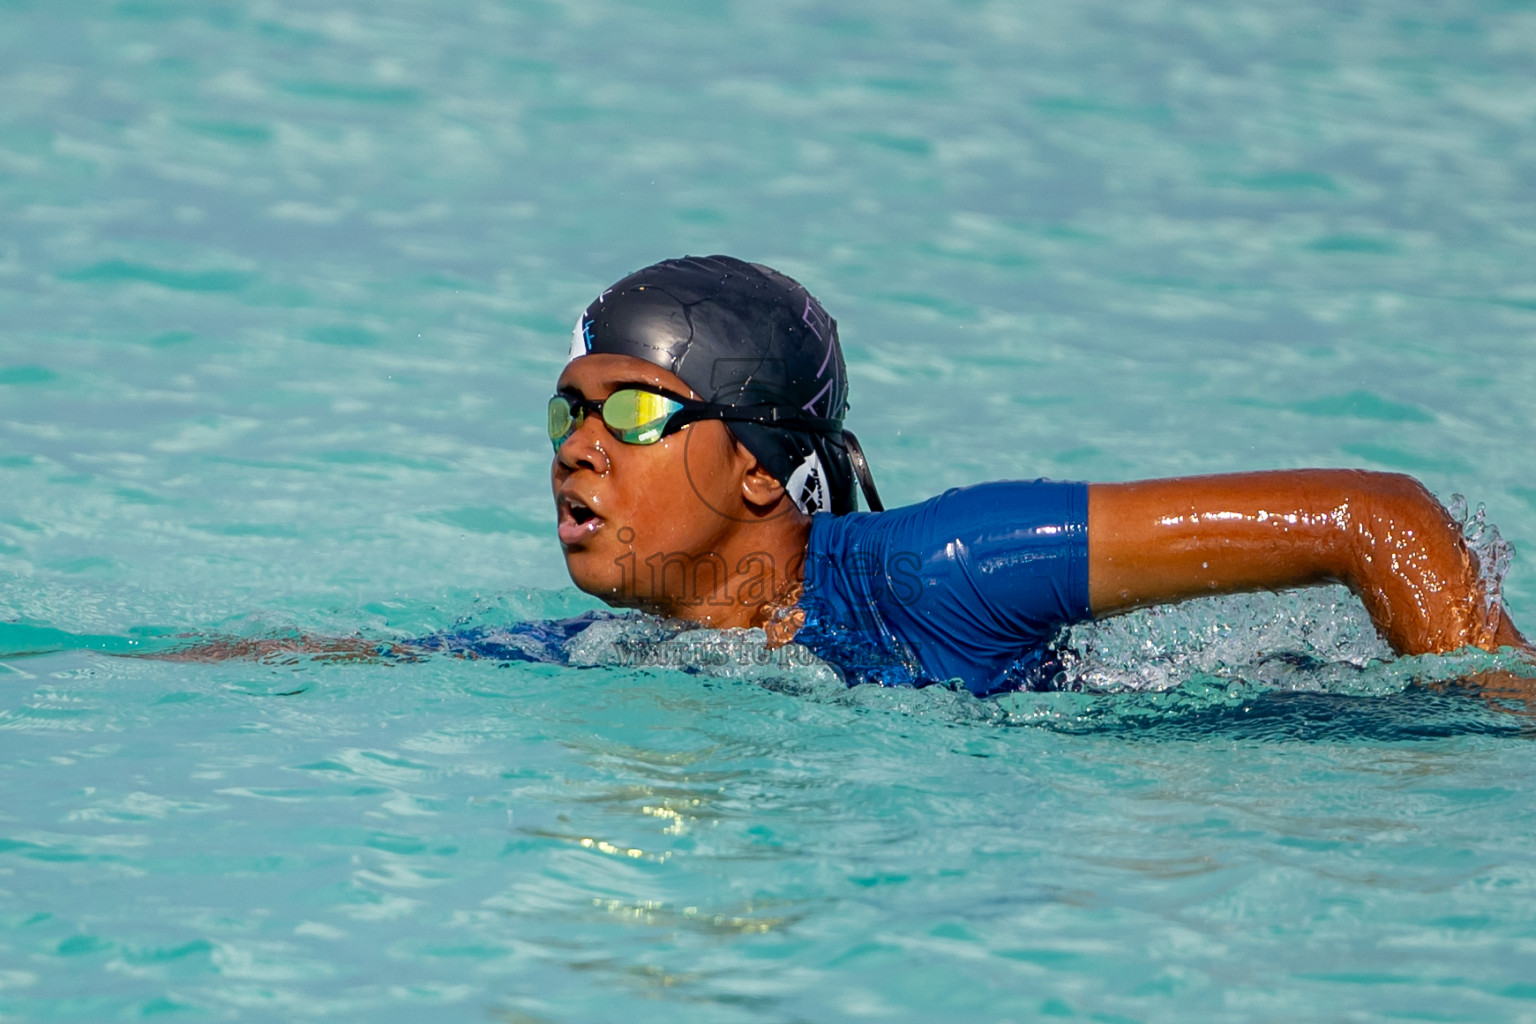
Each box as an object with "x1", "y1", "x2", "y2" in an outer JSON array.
[
  {"x1": 1088, "y1": 471, "x2": 1527, "y2": 656},
  {"x1": 551, "y1": 354, "x2": 810, "y2": 629}
]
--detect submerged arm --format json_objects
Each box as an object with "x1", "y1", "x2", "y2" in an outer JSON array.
[
  {"x1": 1087, "y1": 469, "x2": 1526, "y2": 656},
  {"x1": 148, "y1": 635, "x2": 408, "y2": 663}
]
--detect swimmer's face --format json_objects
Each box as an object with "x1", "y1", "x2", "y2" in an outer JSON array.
[{"x1": 551, "y1": 354, "x2": 780, "y2": 613}]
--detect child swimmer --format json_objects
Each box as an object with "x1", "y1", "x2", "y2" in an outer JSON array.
[
  {"x1": 549, "y1": 255, "x2": 1528, "y2": 696},
  {"x1": 157, "y1": 252, "x2": 1528, "y2": 692}
]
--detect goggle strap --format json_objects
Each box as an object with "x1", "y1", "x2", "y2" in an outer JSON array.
[
  {"x1": 703, "y1": 405, "x2": 844, "y2": 434},
  {"x1": 841, "y1": 429, "x2": 884, "y2": 512},
  {"x1": 701, "y1": 405, "x2": 882, "y2": 510}
]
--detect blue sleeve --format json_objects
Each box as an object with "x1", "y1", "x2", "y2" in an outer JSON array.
[
  {"x1": 407, "y1": 611, "x2": 613, "y2": 664},
  {"x1": 796, "y1": 480, "x2": 1090, "y2": 695}
]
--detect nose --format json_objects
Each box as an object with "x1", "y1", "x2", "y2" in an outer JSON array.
[{"x1": 554, "y1": 411, "x2": 611, "y2": 475}]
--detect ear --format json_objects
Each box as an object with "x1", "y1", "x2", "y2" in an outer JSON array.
[
  {"x1": 730, "y1": 440, "x2": 789, "y2": 512},
  {"x1": 731, "y1": 437, "x2": 810, "y2": 522},
  {"x1": 740, "y1": 458, "x2": 788, "y2": 511}
]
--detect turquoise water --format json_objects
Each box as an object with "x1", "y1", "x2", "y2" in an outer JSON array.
[{"x1": 5, "y1": 1, "x2": 1536, "y2": 1020}]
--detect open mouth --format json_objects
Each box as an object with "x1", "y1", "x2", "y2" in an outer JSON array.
[{"x1": 557, "y1": 494, "x2": 605, "y2": 545}]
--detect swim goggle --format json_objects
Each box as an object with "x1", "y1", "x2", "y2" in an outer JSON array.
[{"x1": 547, "y1": 386, "x2": 884, "y2": 511}]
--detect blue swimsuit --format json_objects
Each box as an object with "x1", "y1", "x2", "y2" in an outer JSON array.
[
  {"x1": 417, "y1": 480, "x2": 1092, "y2": 697},
  {"x1": 793, "y1": 480, "x2": 1091, "y2": 695}
]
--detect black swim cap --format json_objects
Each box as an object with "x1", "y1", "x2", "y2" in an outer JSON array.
[{"x1": 569, "y1": 255, "x2": 880, "y2": 515}]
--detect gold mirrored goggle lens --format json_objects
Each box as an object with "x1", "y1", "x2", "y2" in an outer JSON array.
[
  {"x1": 547, "y1": 389, "x2": 686, "y2": 450},
  {"x1": 547, "y1": 396, "x2": 576, "y2": 446},
  {"x1": 602, "y1": 389, "x2": 682, "y2": 444}
]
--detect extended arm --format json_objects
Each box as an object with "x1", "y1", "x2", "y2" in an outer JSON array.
[
  {"x1": 149, "y1": 634, "x2": 406, "y2": 663},
  {"x1": 1088, "y1": 469, "x2": 1526, "y2": 656}
]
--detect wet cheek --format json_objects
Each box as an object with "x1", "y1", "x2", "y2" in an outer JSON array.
[{"x1": 622, "y1": 454, "x2": 695, "y2": 523}]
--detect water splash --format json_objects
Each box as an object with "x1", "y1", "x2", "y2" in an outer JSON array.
[
  {"x1": 555, "y1": 587, "x2": 1532, "y2": 740},
  {"x1": 1446, "y1": 493, "x2": 1515, "y2": 633},
  {"x1": 1051, "y1": 587, "x2": 1394, "y2": 694},
  {"x1": 563, "y1": 615, "x2": 844, "y2": 687}
]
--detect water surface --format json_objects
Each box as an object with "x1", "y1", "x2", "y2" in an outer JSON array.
[{"x1": 4, "y1": 1, "x2": 1536, "y2": 1020}]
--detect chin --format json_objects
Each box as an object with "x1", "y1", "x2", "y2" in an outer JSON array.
[{"x1": 562, "y1": 549, "x2": 633, "y2": 607}]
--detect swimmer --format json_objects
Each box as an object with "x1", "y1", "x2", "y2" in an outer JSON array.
[
  {"x1": 149, "y1": 253, "x2": 1529, "y2": 696},
  {"x1": 549, "y1": 255, "x2": 1529, "y2": 695}
]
